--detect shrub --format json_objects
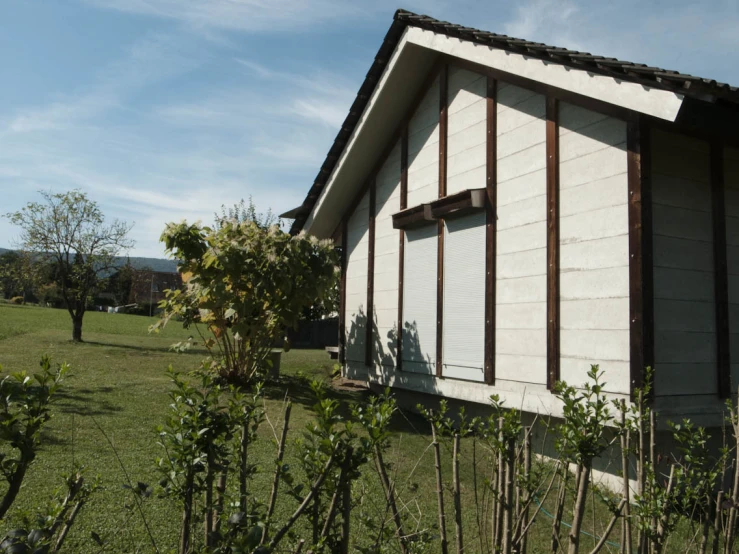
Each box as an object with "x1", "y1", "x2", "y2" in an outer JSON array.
[
  {"x1": 37, "y1": 284, "x2": 64, "y2": 308},
  {"x1": 153, "y1": 219, "x2": 337, "y2": 385},
  {"x1": 9, "y1": 296, "x2": 23, "y2": 305}
]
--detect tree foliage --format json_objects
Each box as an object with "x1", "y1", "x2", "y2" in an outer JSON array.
[
  {"x1": 154, "y1": 219, "x2": 337, "y2": 385},
  {"x1": 5, "y1": 190, "x2": 134, "y2": 341},
  {"x1": 0, "y1": 356, "x2": 68, "y2": 521},
  {"x1": 214, "y1": 197, "x2": 279, "y2": 230},
  {"x1": 0, "y1": 251, "x2": 49, "y2": 302}
]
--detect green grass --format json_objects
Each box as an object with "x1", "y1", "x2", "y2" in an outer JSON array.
[
  {"x1": 0, "y1": 304, "x2": 713, "y2": 553},
  {"x1": 0, "y1": 304, "x2": 363, "y2": 552}
]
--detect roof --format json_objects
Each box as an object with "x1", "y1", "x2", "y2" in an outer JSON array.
[{"x1": 289, "y1": 8, "x2": 739, "y2": 235}]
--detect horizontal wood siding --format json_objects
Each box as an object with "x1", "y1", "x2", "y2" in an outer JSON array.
[
  {"x1": 443, "y1": 212, "x2": 486, "y2": 381},
  {"x1": 495, "y1": 83, "x2": 548, "y2": 385},
  {"x1": 558, "y1": 103, "x2": 630, "y2": 394},
  {"x1": 651, "y1": 129, "x2": 716, "y2": 396},
  {"x1": 447, "y1": 66, "x2": 487, "y2": 195},
  {"x1": 344, "y1": 190, "x2": 370, "y2": 366},
  {"x1": 403, "y1": 224, "x2": 438, "y2": 374},
  {"x1": 373, "y1": 140, "x2": 402, "y2": 368},
  {"x1": 724, "y1": 147, "x2": 739, "y2": 396},
  {"x1": 407, "y1": 75, "x2": 441, "y2": 207}
]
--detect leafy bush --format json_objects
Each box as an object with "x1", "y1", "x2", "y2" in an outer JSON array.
[
  {"x1": 0, "y1": 356, "x2": 96, "y2": 552},
  {"x1": 154, "y1": 219, "x2": 337, "y2": 385},
  {"x1": 37, "y1": 284, "x2": 64, "y2": 308},
  {"x1": 9, "y1": 297, "x2": 23, "y2": 305}
]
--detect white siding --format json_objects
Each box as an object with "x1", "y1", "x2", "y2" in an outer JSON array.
[
  {"x1": 447, "y1": 67, "x2": 486, "y2": 195},
  {"x1": 443, "y1": 212, "x2": 486, "y2": 381},
  {"x1": 724, "y1": 147, "x2": 739, "y2": 394},
  {"x1": 651, "y1": 129, "x2": 715, "y2": 397},
  {"x1": 558, "y1": 103, "x2": 630, "y2": 394},
  {"x1": 345, "y1": 190, "x2": 369, "y2": 363},
  {"x1": 495, "y1": 83, "x2": 547, "y2": 385},
  {"x1": 373, "y1": 140, "x2": 402, "y2": 367},
  {"x1": 403, "y1": 225, "x2": 437, "y2": 374},
  {"x1": 407, "y1": 76, "x2": 440, "y2": 207}
]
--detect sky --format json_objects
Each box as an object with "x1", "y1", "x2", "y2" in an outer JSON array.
[{"x1": 1, "y1": 0, "x2": 739, "y2": 258}]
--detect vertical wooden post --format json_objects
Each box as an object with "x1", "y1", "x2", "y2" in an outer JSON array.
[
  {"x1": 546, "y1": 97, "x2": 560, "y2": 390},
  {"x1": 339, "y1": 219, "x2": 348, "y2": 366},
  {"x1": 436, "y1": 64, "x2": 448, "y2": 378},
  {"x1": 397, "y1": 127, "x2": 408, "y2": 372},
  {"x1": 627, "y1": 116, "x2": 654, "y2": 398},
  {"x1": 365, "y1": 179, "x2": 376, "y2": 367},
  {"x1": 485, "y1": 76, "x2": 497, "y2": 385},
  {"x1": 711, "y1": 142, "x2": 731, "y2": 398}
]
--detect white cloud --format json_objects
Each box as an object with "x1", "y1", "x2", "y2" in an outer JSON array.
[
  {"x1": 5, "y1": 0, "x2": 739, "y2": 259},
  {"x1": 502, "y1": 0, "x2": 739, "y2": 84},
  {"x1": 4, "y1": 31, "x2": 200, "y2": 135},
  {"x1": 82, "y1": 0, "x2": 369, "y2": 32}
]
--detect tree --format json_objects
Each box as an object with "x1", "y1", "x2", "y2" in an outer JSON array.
[
  {"x1": 0, "y1": 250, "x2": 52, "y2": 303},
  {"x1": 154, "y1": 218, "x2": 337, "y2": 385},
  {"x1": 214, "y1": 197, "x2": 280, "y2": 229},
  {"x1": 0, "y1": 251, "x2": 22, "y2": 299},
  {"x1": 5, "y1": 190, "x2": 134, "y2": 341},
  {"x1": 110, "y1": 258, "x2": 135, "y2": 306}
]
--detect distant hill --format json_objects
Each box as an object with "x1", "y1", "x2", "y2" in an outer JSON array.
[{"x1": 0, "y1": 247, "x2": 178, "y2": 273}]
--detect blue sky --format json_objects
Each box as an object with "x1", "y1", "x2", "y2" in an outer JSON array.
[{"x1": 2, "y1": 0, "x2": 738, "y2": 257}]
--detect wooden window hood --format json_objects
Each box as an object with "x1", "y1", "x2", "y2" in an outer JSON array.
[
  {"x1": 392, "y1": 188, "x2": 487, "y2": 229},
  {"x1": 392, "y1": 203, "x2": 434, "y2": 229},
  {"x1": 429, "y1": 188, "x2": 486, "y2": 219}
]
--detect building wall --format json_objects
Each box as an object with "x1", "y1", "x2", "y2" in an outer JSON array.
[
  {"x1": 495, "y1": 84, "x2": 548, "y2": 386},
  {"x1": 726, "y1": 147, "x2": 739, "y2": 395},
  {"x1": 338, "y1": 62, "x2": 654, "y2": 415},
  {"x1": 372, "y1": 140, "x2": 402, "y2": 368},
  {"x1": 558, "y1": 103, "x2": 630, "y2": 395},
  {"x1": 651, "y1": 129, "x2": 716, "y2": 399},
  {"x1": 446, "y1": 67, "x2": 486, "y2": 195},
  {"x1": 441, "y1": 67, "x2": 488, "y2": 381},
  {"x1": 344, "y1": 189, "x2": 370, "y2": 371},
  {"x1": 407, "y1": 75, "x2": 440, "y2": 207}
]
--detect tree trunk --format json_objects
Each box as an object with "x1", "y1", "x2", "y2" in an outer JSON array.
[
  {"x1": 72, "y1": 314, "x2": 84, "y2": 342},
  {"x1": 0, "y1": 460, "x2": 30, "y2": 520},
  {"x1": 568, "y1": 463, "x2": 591, "y2": 554},
  {"x1": 180, "y1": 470, "x2": 194, "y2": 554}
]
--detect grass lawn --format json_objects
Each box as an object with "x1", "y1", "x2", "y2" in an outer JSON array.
[
  {"x1": 0, "y1": 304, "x2": 336, "y2": 551},
  {"x1": 0, "y1": 303, "x2": 711, "y2": 553}
]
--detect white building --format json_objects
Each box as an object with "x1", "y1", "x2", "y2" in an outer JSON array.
[{"x1": 287, "y1": 10, "x2": 739, "y2": 427}]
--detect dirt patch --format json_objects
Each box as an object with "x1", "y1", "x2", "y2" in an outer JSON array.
[{"x1": 332, "y1": 377, "x2": 370, "y2": 392}]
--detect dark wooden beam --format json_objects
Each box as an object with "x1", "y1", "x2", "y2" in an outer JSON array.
[
  {"x1": 339, "y1": 218, "x2": 348, "y2": 366},
  {"x1": 546, "y1": 97, "x2": 560, "y2": 390},
  {"x1": 397, "y1": 127, "x2": 408, "y2": 372},
  {"x1": 392, "y1": 203, "x2": 434, "y2": 229},
  {"x1": 485, "y1": 76, "x2": 497, "y2": 385},
  {"x1": 711, "y1": 142, "x2": 731, "y2": 399},
  {"x1": 642, "y1": 120, "x2": 655, "y2": 398},
  {"x1": 365, "y1": 179, "x2": 376, "y2": 368},
  {"x1": 428, "y1": 188, "x2": 486, "y2": 219},
  {"x1": 627, "y1": 116, "x2": 654, "y2": 398},
  {"x1": 393, "y1": 189, "x2": 486, "y2": 227},
  {"x1": 436, "y1": 63, "x2": 448, "y2": 378}
]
